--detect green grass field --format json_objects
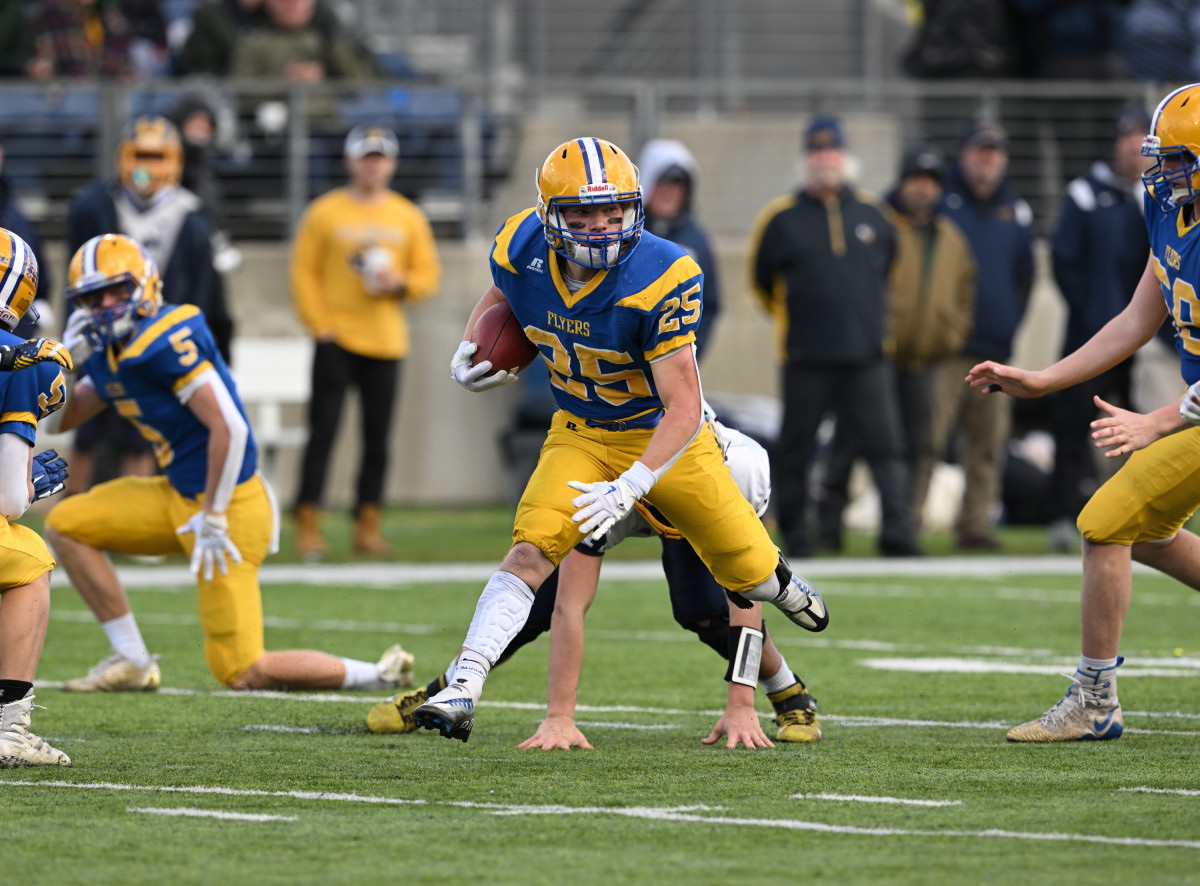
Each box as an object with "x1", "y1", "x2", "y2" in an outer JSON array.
[{"x1": 7, "y1": 509, "x2": 1200, "y2": 885}]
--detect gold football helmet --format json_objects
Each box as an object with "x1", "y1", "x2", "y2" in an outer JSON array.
[
  {"x1": 536, "y1": 137, "x2": 643, "y2": 269},
  {"x1": 118, "y1": 115, "x2": 183, "y2": 199},
  {"x1": 1143, "y1": 83, "x2": 1200, "y2": 213},
  {"x1": 67, "y1": 234, "x2": 163, "y2": 344},
  {"x1": 0, "y1": 227, "x2": 39, "y2": 332}
]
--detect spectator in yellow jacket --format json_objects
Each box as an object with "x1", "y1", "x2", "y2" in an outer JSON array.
[{"x1": 289, "y1": 125, "x2": 441, "y2": 558}]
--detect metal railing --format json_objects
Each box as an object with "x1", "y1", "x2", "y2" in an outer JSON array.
[{"x1": 0, "y1": 76, "x2": 1179, "y2": 245}]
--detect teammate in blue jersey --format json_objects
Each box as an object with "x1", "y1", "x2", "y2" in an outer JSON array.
[
  {"x1": 415, "y1": 136, "x2": 830, "y2": 743},
  {"x1": 0, "y1": 227, "x2": 75, "y2": 768},
  {"x1": 968, "y1": 83, "x2": 1200, "y2": 742},
  {"x1": 45, "y1": 234, "x2": 414, "y2": 693}
]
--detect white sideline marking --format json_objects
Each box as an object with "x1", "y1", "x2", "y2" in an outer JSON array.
[
  {"x1": 128, "y1": 806, "x2": 297, "y2": 822},
  {"x1": 1126, "y1": 711, "x2": 1200, "y2": 720},
  {"x1": 5, "y1": 781, "x2": 427, "y2": 805},
  {"x1": 242, "y1": 725, "x2": 324, "y2": 734},
  {"x1": 1120, "y1": 787, "x2": 1200, "y2": 797},
  {"x1": 794, "y1": 793, "x2": 961, "y2": 807},
  {"x1": 859, "y1": 657, "x2": 1200, "y2": 678},
  {"x1": 51, "y1": 609, "x2": 440, "y2": 636},
  {"x1": 49, "y1": 557, "x2": 1097, "y2": 590},
  {"x1": 574, "y1": 721, "x2": 680, "y2": 731},
  {"x1": 33, "y1": 682, "x2": 1200, "y2": 734},
  {"x1": 7, "y1": 780, "x2": 1198, "y2": 850}
]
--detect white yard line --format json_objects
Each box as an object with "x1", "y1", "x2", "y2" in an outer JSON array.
[
  {"x1": 858, "y1": 657, "x2": 1200, "y2": 678},
  {"x1": 1119, "y1": 787, "x2": 1200, "y2": 797},
  {"x1": 794, "y1": 793, "x2": 961, "y2": 807},
  {"x1": 49, "y1": 556, "x2": 1114, "y2": 592},
  {"x1": 4, "y1": 780, "x2": 1196, "y2": 850},
  {"x1": 127, "y1": 806, "x2": 297, "y2": 822},
  {"x1": 574, "y1": 721, "x2": 680, "y2": 731}
]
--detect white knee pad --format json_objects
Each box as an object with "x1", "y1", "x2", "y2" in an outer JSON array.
[{"x1": 463, "y1": 571, "x2": 536, "y2": 665}]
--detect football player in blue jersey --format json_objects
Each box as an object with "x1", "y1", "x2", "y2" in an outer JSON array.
[
  {"x1": 369, "y1": 420, "x2": 821, "y2": 747},
  {"x1": 968, "y1": 83, "x2": 1200, "y2": 742},
  {"x1": 0, "y1": 228, "x2": 75, "y2": 767},
  {"x1": 44, "y1": 234, "x2": 414, "y2": 694},
  {"x1": 415, "y1": 137, "x2": 829, "y2": 743}
]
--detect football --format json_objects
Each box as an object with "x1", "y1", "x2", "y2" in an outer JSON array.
[{"x1": 471, "y1": 301, "x2": 540, "y2": 374}]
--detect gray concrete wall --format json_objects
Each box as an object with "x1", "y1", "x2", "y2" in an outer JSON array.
[{"x1": 35, "y1": 111, "x2": 1067, "y2": 508}]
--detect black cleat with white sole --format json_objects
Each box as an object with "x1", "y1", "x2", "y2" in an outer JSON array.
[{"x1": 413, "y1": 691, "x2": 475, "y2": 742}]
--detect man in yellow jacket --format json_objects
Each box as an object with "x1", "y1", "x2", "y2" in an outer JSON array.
[{"x1": 289, "y1": 125, "x2": 441, "y2": 558}]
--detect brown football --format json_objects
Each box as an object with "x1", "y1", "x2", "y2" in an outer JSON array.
[{"x1": 470, "y1": 301, "x2": 540, "y2": 373}]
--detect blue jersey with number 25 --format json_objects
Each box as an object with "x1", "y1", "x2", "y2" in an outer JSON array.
[{"x1": 489, "y1": 209, "x2": 702, "y2": 423}]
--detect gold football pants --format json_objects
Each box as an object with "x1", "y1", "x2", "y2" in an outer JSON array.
[
  {"x1": 1078, "y1": 424, "x2": 1200, "y2": 544},
  {"x1": 0, "y1": 518, "x2": 55, "y2": 590},
  {"x1": 514, "y1": 411, "x2": 778, "y2": 592},
  {"x1": 46, "y1": 474, "x2": 276, "y2": 684}
]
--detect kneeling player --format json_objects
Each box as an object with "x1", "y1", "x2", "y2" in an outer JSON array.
[{"x1": 45, "y1": 234, "x2": 412, "y2": 693}]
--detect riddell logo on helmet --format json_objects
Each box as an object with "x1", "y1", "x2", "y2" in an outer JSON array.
[{"x1": 578, "y1": 183, "x2": 618, "y2": 196}]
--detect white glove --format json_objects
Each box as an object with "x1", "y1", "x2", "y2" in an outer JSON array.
[
  {"x1": 62, "y1": 309, "x2": 95, "y2": 368},
  {"x1": 1182, "y1": 380, "x2": 1200, "y2": 426},
  {"x1": 176, "y1": 511, "x2": 243, "y2": 581},
  {"x1": 450, "y1": 340, "x2": 519, "y2": 393},
  {"x1": 568, "y1": 461, "x2": 657, "y2": 541}
]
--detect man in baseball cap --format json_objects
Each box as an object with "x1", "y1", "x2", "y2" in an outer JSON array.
[{"x1": 344, "y1": 125, "x2": 399, "y2": 159}]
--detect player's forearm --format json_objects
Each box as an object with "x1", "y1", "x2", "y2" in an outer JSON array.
[
  {"x1": 543, "y1": 614, "x2": 584, "y2": 720},
  {"x1": 638, "y1": 398, "x2": 702, "y2": 475},
  {"x1": 53, "y1": 377, "x2": 104, "y2": 433},
  {"x1": 1044, "y1": 261, "x2": 1164, "y2": 392},
  {"x1": 194, "y1": 380, "x2": 248, "y2": 515},
  {"x1": 544, "y1": 552, "x2": 600, "y2": 719}
]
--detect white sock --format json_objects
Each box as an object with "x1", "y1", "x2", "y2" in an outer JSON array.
[
  {"x1": 1076, "y1": 655, "x2": 1121, "y2": 684},
  {"x1": 737, "y1": 570, "x2": 781, "y2": 603},
  {"x1": 340, "y1": 657, "x2": 390, "y2": 690},
  {"x1": 761, "y1": 658, "x2": 797, "y2": 696},
  {"x1": 447, "y1": 650, "x2": 490, "y2": 701},
  {"x1": 101, "y1": 613, "x2": 152, "y2": 669}
]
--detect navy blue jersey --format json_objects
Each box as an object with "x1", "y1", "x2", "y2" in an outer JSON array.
[
  {"x1": 490, "y1": 209, "x2": 702, "y2": 423},
  {"x1": 0, "y1": 328, "x2": 67, "y2": 444},
  {"x1": 1145, "y1": 191, "x2": 1200, "y2": 384},
  {"x1": 79, "y1": 305, "x2": 257, "y2": 496}
]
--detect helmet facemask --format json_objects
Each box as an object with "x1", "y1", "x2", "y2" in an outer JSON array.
[
  {"x1": 1142, "y1": 136, "x2": 1200, "y2": 213},
  {"x1": 67, "y1": 235, "x2": 162, "y2": 346},
  {"x1": 540, "y1": 189, "x2": 643, "y2": 270}
]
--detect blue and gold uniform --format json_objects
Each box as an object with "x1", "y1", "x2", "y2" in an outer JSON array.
[
  {"x1": 0, "y1": 327, "x2": 66, "y2": 588},
  {"x1": 47, "y1": 305, "x2": 276, "y2": 683},
  {"x1": 494, "y1": 209, "x2": 778, "y2": 590},
  {"x1": 1077, "y1": 189, "x2": 1198, "y2": 545}
]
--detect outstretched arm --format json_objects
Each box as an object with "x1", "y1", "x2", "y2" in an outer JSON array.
[
  {"x1": 518, "y1": 550, "x2": 602, "y2": 750},
  {"x1": 702, "y1": 600, "x2": 774, "y2": 749},
  {"x1": 966, "y1": 256, "x2": 1167, "y2": 398}
]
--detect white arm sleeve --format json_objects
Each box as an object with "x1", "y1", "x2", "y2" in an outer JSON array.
[
  {"x1": 179, "y1": 369, "x2": 247, "y2": 514},
  {"x1": 0, "y1": 434, "x2": 32, "y2": 520}
]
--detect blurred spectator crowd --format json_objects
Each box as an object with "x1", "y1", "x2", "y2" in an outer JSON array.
[{"x1": 0, "y1": 0, "x2": 399, "y2": 82}]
